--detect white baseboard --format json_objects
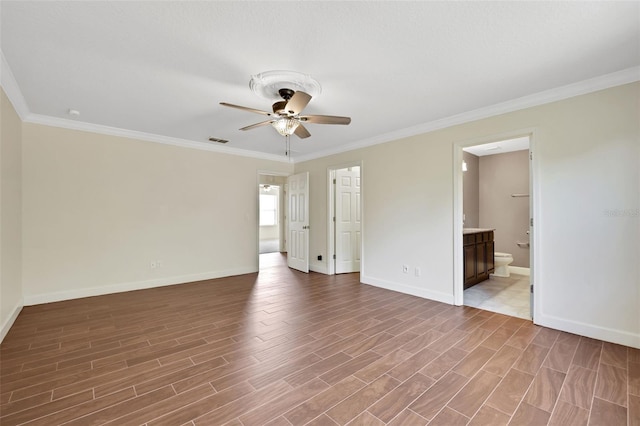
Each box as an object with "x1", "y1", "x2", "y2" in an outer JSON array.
[
  {"x1": 23, "y1": 267, "x2": 257, "y2": 306},
  {"x1": 509, "y1": 266, "x2": 530, "y2": 276},
  {"x1": 361, "y1": 274, "x2": 454, "y2": 305},
  {"x1": 536, "y1": 312, "x2": 640, "y2": 349},
  {"x1": 1, "y1": 299, "x2": 23, "y2": 343}
]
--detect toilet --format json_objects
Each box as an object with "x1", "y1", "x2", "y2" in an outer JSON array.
[{"x1": 492, "y1": 252, "x2": 514, "y2": 277}]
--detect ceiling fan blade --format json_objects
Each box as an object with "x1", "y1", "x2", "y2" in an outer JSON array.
[
  {"x1": 220, "y1": 102, "x2": 273, "y2": 116},
  {"x1": 240, "y1": 120, "x2": 273, "y2": 131},
  {"x1": 300, "y1": 115, "x2": 351, "y2": 125},
  {"x1": 294, "y1": 124, "x2": 311, "y2": 139},
  {"x1": 284, "y1": 91, "x2": 312, "y2": 115}
]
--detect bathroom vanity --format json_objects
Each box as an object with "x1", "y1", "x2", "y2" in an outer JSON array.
[{"x1": 463, "y1": 228, "x2": 495, "y2": 289}]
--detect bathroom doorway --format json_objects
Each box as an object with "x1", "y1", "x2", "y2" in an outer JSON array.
[{"x1": 454, "y1": 134, "x2": 535, "y2": 320}]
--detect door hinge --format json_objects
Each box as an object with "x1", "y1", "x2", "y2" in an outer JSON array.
[
  {"x1": 530, "y1": 284, "x2": 534, "y2": 293},
  {"x1": 530, "y1": 218, "x2": 533, "y2": 227},
  {"x1": 333, "y1": 178, "x2": 336, "y2": 184},
  {"x1": 333, "y1": 216, "x2": 335, "y2": 222},
  {"x1": 333, "y1": 254, "x2": 336, "y2": 259},
  {"x1": 529, "y1": 152, "x2": 533, "y2": 160}
]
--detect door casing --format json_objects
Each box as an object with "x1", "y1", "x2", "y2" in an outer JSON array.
[
  {"x1": 453, "y1": 129, "x2": 539, "y2": 322},
  {"x1": 327, "y1": 161, "x2": 363, "y2": 276}
]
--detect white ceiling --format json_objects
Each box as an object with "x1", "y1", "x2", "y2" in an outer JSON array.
[{"x1": 2, "y1": 1, "x2": 639, "y2": 162}]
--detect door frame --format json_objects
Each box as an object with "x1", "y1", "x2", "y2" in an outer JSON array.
[
  {"x1": 257, "y1": 171, "x2": 290, "y2": 263},
  {"x1": 452, "y1": 128, "x2": 540, "y2": 322},
  {"x1": 327, "y1": 161, "x2": 363, "y2": 276}
]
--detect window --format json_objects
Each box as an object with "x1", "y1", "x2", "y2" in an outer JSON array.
[{"x1": 260, "y1": 194, "x2": 278, "y2": 226}]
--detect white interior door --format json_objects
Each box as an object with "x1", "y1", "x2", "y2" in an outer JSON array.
[
  {"x1": 287, "y1": 172, "x2": 309, "y2": 273},
  {"x1": 335, "y1": 167, "x2": 361, "y2": 274},
  {"x1": 529, "y1": 147, "x2": 534, "y2": 320}
]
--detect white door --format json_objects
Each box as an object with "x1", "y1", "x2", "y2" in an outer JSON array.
[
  {"x1": 529, "y1": 148, "x2": 534, "y2": 320},
  {"x1": 335, "y1": 167, "x2": 361, "y2": 274},
  {"x1": 287, "y1": 172, "x2": 309, "y2": 273}
]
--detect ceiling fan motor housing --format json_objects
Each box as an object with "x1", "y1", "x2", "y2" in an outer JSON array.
[
  {"x1": 272, "y1": 100, "x2": 288, "y2": 115},
  {"x1": 278, "y1": 88, "x2": 295, "y2": 100}
]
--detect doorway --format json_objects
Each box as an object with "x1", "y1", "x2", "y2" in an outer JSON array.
[
  {"x1": 258, "y1": 173, "x2": 288, "y2": 269},
  {"x1": 328, "y1": 163, "x2": 362, "y2": 275},
  {"x1": 454, "y1": 132, "x2": 537, "y2": 321},
  {"x1": 259, "y1": 183, "x2": 281, "y2": 254}
]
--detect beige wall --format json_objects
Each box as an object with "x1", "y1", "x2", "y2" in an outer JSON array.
[
  {"x1": 296, "y1": 82, "x2": 640, "y2": 348},
  {"x1": 3, "y1": 82, "x2": 639, "y2": 348},
  {"x1": 1, "y1": 88, "x2": 23, "y2": 341},
  {"x1": 21, "y1": 124, "x2": 292, "y2": 303},
  {"x1": 462, "y1": 151, "x2": 479, "y2": 228},
  {"x1": 479, "y1": 150, "x2": 530, "y2": 267}
]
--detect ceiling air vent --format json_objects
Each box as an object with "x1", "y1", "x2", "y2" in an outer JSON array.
[{"x1": 208, "y1": 137, "x2": 229, "y2": 144}]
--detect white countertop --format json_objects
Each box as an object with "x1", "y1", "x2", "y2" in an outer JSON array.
[{"x1": 463, "y1": 228, "x2": 495, "y2": 234}]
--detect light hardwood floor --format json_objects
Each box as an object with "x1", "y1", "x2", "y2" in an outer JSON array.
[{"x1": 1, "y1": 253, "x2": 638, "y2": 425}]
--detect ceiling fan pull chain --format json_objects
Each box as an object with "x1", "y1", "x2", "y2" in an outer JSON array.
[{"x1": 285, "y1": 134, "x2": 291, "y2": 162}]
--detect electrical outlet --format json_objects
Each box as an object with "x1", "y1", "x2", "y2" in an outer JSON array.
[
  {"x1": 415, "y1": 267, "x2": 421, "y2": 277},
  {"x1": 402, "y1": 264, "x2": 409, "y2": 273}
]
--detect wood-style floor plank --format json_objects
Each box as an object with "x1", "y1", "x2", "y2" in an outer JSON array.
[{"x1": 0, "y1": 253, "x2": 635, "y2": 425}]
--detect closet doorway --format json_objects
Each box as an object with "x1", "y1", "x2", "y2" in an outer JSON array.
[{"x1": 327, "y1": 163, "x2": 362, "y2": 275}]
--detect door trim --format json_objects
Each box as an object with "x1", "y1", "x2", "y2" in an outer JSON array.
[
  {"x1": 327, "y1": 161, "x2": 363, "y2": 276},
  {"x1": 452, "y1": 128, "x2": 539, "y2": 322},
  {"x1": 257, "y1": 171, "x2": 290, "y2": 266}
]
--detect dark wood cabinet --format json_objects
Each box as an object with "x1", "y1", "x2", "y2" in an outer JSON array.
[
  {"x1": 463, "y1": 229, "x2": 495, "y2": 289},
  {"x1": 464, "y1": 245, "x2": 476, "y2": 283}
]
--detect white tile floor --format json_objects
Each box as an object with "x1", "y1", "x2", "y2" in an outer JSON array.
[{"x1": 463, "y1": 273, "x2": 531, "y2": 319}]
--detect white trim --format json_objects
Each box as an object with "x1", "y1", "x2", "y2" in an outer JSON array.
[
  {"x1": 509, "y1": 266, "x2": 530, "y2": 276},
  {"x1": 453, "y1": 146, "x2": 464, "y2": 306},
  {"x1": 327, "y1": 169, "x2": 336, "y2": 276},
  {"x1": 453, "y1": 129, "x2": 537, "y2": 309},
  {"x1": 257, "y1": 171, "x2": 291, "y2": 265},
  {"x1": 2, "y1": 44, "x2": 637, "y2": 166},
  {"x1": 361, "y1": 274, "x2": 454, "y2": 305},
  {"x1": 23, "y1": 113, "x2": 289, "y2": 163},
  {"x1": 0, "y1": 51, "x2": 29, "y2": 120},
  {"x1": 537, "y1": 313, "x2": 640, "y2": 349},
  {"x1": 1, "y1": 299, "x2": 23, "y2": 343},
  {"x1": 529, "y1": 133, "x2": 541, "y2": 324},
  {"x1": 326, "y1": 161, "x2": 363, "y2": 276},
  {"x1": 23, "y1": 267, "x2": 256, "y2": 306},
  {"x1": 294, "y1": 67, "x2": 640, "y2": 163}
]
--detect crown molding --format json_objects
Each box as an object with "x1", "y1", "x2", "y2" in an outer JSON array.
[
  {"x1": 294, "y1": 66, "x2": 640, "y2": 163},
  {"x1": 0, "y1": 50, "x2": 30, "y2": 120},
  {"x1": 2, "y1": 43, "x2": 638, "y2": 165},
  {"x1": 22, "y1": 113, "x2": 290, "y2": 163}
]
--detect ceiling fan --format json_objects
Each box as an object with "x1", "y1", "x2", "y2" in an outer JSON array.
[{"x1": 220, "y1": 88, "x2": 351, "y2": 139}]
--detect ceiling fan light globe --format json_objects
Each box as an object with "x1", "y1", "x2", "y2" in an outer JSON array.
[{"x1": 272, "y1": 118, "x2": 300, "y2": 136}]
